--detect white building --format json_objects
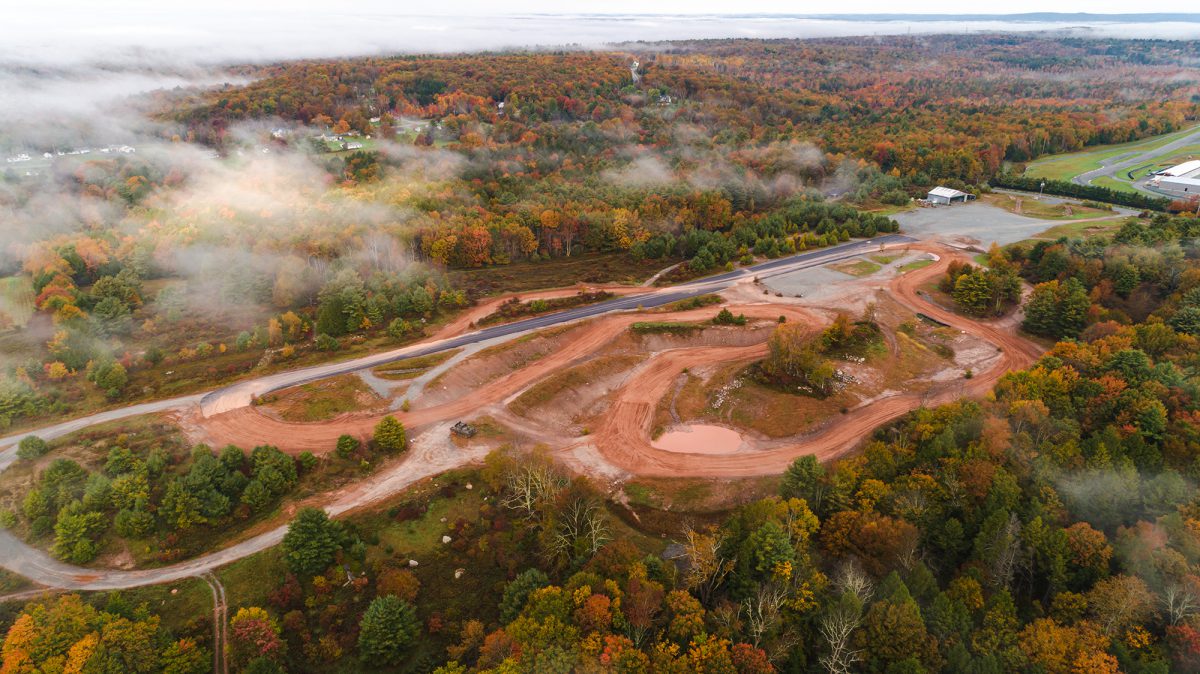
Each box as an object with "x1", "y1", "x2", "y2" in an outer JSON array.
[
  {"x1": 926, "y1": 186, "x2": 974, "y2": 205},
  {"x1": 1152, "y1": 160, "x2": 1200, "y2": 193}
]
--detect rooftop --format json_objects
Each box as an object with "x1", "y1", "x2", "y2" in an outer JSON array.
[{"x1": 928, "y1": 186, "x2": 969, "y2": 199}]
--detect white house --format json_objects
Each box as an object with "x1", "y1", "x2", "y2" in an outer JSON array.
[{"x1": 926, "y1": 186, "x2": 974, "y2": 205}]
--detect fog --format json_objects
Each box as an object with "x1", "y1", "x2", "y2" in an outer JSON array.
[{"x1": 4, "y1": 8, "x2": 1200, "y2": 148}]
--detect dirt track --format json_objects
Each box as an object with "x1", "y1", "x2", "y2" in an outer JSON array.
[
  {"x1": 197, "y1": 303, "x2": 817, "y2": 453},
  {"x1": 196, "y1": 243, "x2": 1042, "y2": 477},
  {"x1": 586, "y1": 246, "x2": 1043, "y2": 476}
]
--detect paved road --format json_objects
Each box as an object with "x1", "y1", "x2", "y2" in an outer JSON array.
[
  {"x1": 0, "y1": 233, "x2": 911, "y2": 593},
  {"x1": 1072, "y1": 124, "x2": 1200, "y2": 198}
]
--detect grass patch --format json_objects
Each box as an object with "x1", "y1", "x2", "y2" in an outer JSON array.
[
  {"x1": 257, "y1": 374, "x2": 384, "y2": 422},
  {"x1": 658, "y1": 294, "x2": 724, "y2": 312},
  {"x1": 631, "y1": 321, "x2": 703, "y2": 335},
  {"x1": 829, "y1": 259, "x2": 882, "y2": 277},
  {"x1": 981, "y1": 192, "x2": 1118, "y2": 220},
  {"x1": 1033, "y1": 217, "x2": 1130, "y2": 241},
  {"x1": 869, "y1": 254, "x2": 899, "y2": 265},
  {"x1": 371, "y1": 349, "x2": 460, "y2": 380},
  {"x1": 0, "y1": 276, "x2": 34, "y2": 330},
  {"x1": 477, "y1": 291, "x2": 614, "y2": 326},
  {"x1": 623, "y1": 483, "x2": 662, "y2": 509},
  {"x1": 899, "y1": 259, "x2": 935, "y2": 272},
  {"x1": 449, "y1": 252, "x2": 672, "y2": 296},
  {"x1": 217, "y1": 546, "x2": 288, "y2": 613},
  {"x1": 1091, "y1": 175, "x2": 1138, "y2": 194}
]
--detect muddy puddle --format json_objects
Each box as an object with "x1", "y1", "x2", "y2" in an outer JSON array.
[{"x1": 652, "y1": 424, "x2": 745, "y2": 454}]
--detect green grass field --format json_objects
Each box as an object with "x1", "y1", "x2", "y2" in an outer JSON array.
[
  {"x1": 830, "y1": 259, "x2": 882, "y2": 277},
  {"x1": 899, "y1": 259, "x2": 935, "y2": 272},
  {"x1": 1025, "y1": 124, "x2": 1200, "y2": 182},
  {"x1": 0, "y1": 276, "x2": 34, "y2": 329}
]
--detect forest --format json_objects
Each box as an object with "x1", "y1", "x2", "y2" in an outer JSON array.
[
  {"x1": 3, "y1": 31, "x2": 1200, "y2": 673},
  {"x1": 6, "y1": 210, "x2": 1200, "y2": 670}
]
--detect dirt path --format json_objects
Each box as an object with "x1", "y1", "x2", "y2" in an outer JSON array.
[{"x1": 201, "y1": 573, "x2": 229, "y2": 674}]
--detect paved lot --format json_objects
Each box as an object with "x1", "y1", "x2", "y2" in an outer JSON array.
[{"x1": 893, "y1": 202, "x2": 1075, "y2": 246}]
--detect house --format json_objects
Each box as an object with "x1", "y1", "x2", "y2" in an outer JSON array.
[{"x1": 926, "y1": 186, "x2": 974, "y2": 205}]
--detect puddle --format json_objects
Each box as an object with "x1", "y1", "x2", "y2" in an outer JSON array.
[{"x1": 653, "y1": 424, "x2": 745, "y2": 454}]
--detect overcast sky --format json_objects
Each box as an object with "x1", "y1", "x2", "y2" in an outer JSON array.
[{"x1": 20, "y1": 0, "x2": 1200, "y2": 15}]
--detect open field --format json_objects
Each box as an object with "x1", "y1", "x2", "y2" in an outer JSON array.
[{"x1": 980, "y1": 192, "x2": 1114, "y2": 220}]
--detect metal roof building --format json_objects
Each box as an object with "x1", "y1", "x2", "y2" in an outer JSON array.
[
  {"x1": 926, "y1": 186, "x2": 974, "y2": 205},
  {"x1": 1155, "y1": 159, "x2": 1200, "y2": 178},
  {"x1": 1152, "y1": 160, "x2": 1200, "y2": 193}
]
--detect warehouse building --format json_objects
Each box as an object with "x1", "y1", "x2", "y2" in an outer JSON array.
[
  {"x1": 1152, "y1": 160, "x2": 1200, "y2": 193},
  {"x1": 926, "y1": 186, "x2": 974, "y2": 205}
]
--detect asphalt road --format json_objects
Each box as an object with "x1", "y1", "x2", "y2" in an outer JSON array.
[{"x1": 0, "y1": 233, "x2": 910, "y2": 592}]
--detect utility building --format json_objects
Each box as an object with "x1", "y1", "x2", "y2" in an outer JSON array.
[
  {"x1": 1151, "y1": 160, "x2": 1200, "y2": 193},
  {"x1": 926, "y1": 186, "x2": 974, "y2": 205}
]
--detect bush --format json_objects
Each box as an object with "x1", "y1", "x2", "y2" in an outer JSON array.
[
  {"x1": 336, "y1": 434, "x2": 361, "y2": 459},
  {"x1": 88, "y1": 361, "x2": 128, "y2": 399},
  {"x1": 713, "y1": 308, "x2": 747, "y2": 326},
  {"x1": 373, "y1": 416, "x2": 408, "y2": 453},
  {"x1": 315, "y1": 333, "x2": 340, "y2": 351},
  {"x1": 881, "y1": 188, "x2": 911, "y2": 206},
  {"x1": 297, "y1": 451, "x2": 318, "y2": 472},
  {"x1": 17, "y1": 435, "x2": 49, "y2": 461}
]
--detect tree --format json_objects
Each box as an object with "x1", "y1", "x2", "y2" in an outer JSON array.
[
  {"x1": 780, "y1": 455, "x2": 826, "y2": 512},
  {"x1": 1023, "y1": 278, "x2": 1090, "y2": 339},
  {"x1": 820, "y1": 592, "x2": 865, "y2": 674},
  {"x1": 1087, "y1": 575, "x2": 1154, "y2": 636},
  {"x1": 16, "y1": 435, "x2": 48, "y2": 461},
  {"x1": 241, "y1": 479, "x2": 271, "y2": 512},
  {"x1": 336, "y1": 434, "x2": 360, "y2": 459},
  {"x1": 89, "y1": 361, "x2": 128, "y2": 398},
  {"x1": 373, "y1": 415, "x2": 407, "y2": 452},
  {"x1": 357, "y1": 595, "x2": 420, "y2": 664},
  {"x1": 160, "y1": 638, "x2": 210, "y2": 674},
  {"x1": 52, "y1": 504, "x2": 106, "y2": 563},
  {"x1": 281, "y1": 507, "x2": 343, "y2": 576},
  {"x1": 953, "y1": 271, "x2": 993, "y2": 316},
  {"x1": 500, "y1": 568, "x2": 550, "y2": 622},
  {"x1": 229, "y1": 607, "x2": 285, "y2": 668}
]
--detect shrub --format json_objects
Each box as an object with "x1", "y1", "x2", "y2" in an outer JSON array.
[
  {"x1": 315, "y1": 333, "x2": 340, "y2": 351},
  {"x1": 336, "y1": 434, "x2": 361, "y2": 459},
  {"x1": 17, "y1": 435, "x2": 49, "y2": 461},
  {"x1": 373, "y1": 416, "x2": 408, "y2": 453}
]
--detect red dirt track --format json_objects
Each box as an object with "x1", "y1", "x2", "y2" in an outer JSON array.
[{"x1": 196, "y1": 244, "x2": 1043, "y2": 478}]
